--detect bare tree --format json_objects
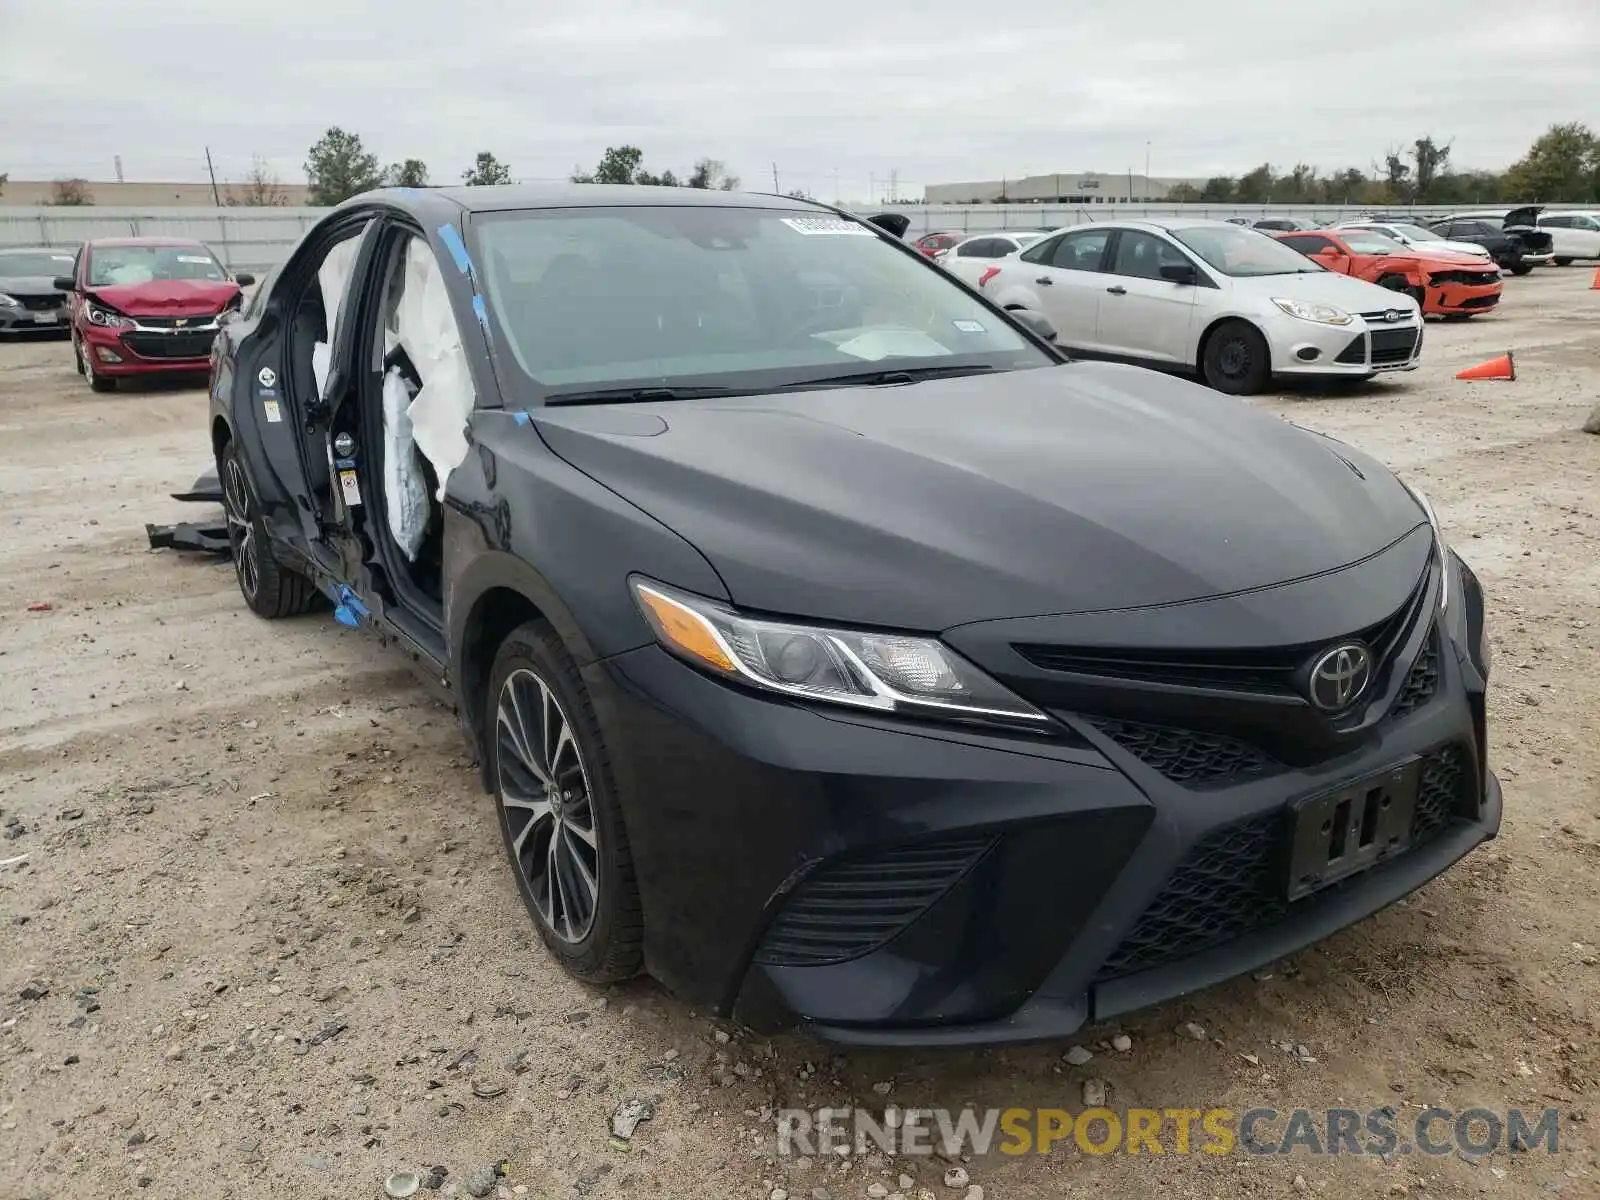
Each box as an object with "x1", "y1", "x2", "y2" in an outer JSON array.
[
  {"x1": 49, "y1": 178, "x2": 92, "y2": 206},
  {"x1": 0, "y1": 172, "x2": 8, "y2": 197},
  {"x1": 225, "y1": 156, "x2": 290, "y2": 206}
]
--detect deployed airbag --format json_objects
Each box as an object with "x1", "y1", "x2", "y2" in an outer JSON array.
[
  {"x1": 382, "y1": 367, "x2": 429, "y2": 560},
  {"x1": 393, "y1": 238, "x2": 476, "y2": 497},
  {"x1": 312, "y1": 235, "x2": 362, "y2": 399}
]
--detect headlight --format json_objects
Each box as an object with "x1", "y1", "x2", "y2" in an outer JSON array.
[
  {"x1": 630, "y1": 578, "x2": 1047, "y2": 725},
  {"x1": 1271, "y1": 298, "x2": 1353, "y2": 326},
  {"x1": 1403, "y1": 483, "x2": 1449, "y2": 612},
  {"x1": 86, "y1": 302, "x2": 131, "y2": 328},
  {"x1": 0, "y1": 293, "x2": 19, "y2": 308}
]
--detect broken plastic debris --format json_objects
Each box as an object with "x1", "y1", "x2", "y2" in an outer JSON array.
[
  {"x1": 609, "y1": 1097, "x2": 655, "y2": 1140},
  {"x1": 25, "y1": 602, "x2": 53, "y2": 612},
  {"x1": 384, "y1": 1171, "x2": 421, "y2": 1198}
]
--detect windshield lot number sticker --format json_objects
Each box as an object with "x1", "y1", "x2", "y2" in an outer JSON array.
[
  {"x1": 952, "y1": 319, "x2": 986, "y2": 333},
  {"x1": 782, "y1": 217, "x2": 875, "y2": 236}
]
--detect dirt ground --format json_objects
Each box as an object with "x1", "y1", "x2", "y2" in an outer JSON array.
[{"x1": 2, "y1": 271, "x2": 1597, "y2": 1200}]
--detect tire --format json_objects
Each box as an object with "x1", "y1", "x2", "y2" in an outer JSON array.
[
  {"x1": 71, "y1": 334, "x2": 85, "y2": 375},
  {"x1": 79, "y1": 339, "x2": 115, "y2": 392},
  {"x1": 1201, "y1": 320, "x2": 1271, "y2": 395},
  {"x1": 486, "y1": 620, "x2": 643, "y2": 984},
  {"x1": 1554, "y1": 257, "x2": 1573, "y2": 267},
  {"x1": 219, "y1": 442, "x2": 321, "y2": 619},
  {"x1": 1508, "y1": 262, "x2": 1534, "y2": 277}
]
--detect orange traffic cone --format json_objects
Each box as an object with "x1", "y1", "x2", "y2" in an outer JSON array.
[
  {"x1": 1590, "y1": 266, "x2": 1600, "y2": 289},
  {"x1": 1456, "y1": 352, "x2": 1515, "y2": 382}
]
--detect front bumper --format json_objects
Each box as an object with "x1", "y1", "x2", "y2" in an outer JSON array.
[
  {"x1": 591, "y1": 547, "x2": 1495, "y2": 1045},
  {"x1": 0, "y1": 303, "x2": 69, "y2": 331},
  {"x1": 79, "y1": 319, "x2": 220, "y2": 375},
  {"x1": 1425, "y1": 280, "x2": 1501, "y2": 315},
  {"x1": 1268, "y1": 313, "x2": 1422, "y2": 378}
]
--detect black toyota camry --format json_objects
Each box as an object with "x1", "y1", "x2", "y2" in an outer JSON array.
[{"x1": 209, "y1": 185, "x2": 1498, "y2": 1045}]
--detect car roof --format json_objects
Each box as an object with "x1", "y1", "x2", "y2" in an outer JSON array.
[
  {"x1": 87, "y1": 236, "x2": 210, "y2": 248},
  {"x1": 0, "y1": 245, "x2": 73, "y2": 254},
  {"x1": 416, "y1": 184, "x2": 829, "y2": 214}
]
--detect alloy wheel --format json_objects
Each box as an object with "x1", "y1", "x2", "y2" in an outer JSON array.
[
  {"x1": 80, "y1": 341, "x2": 94, "y2": 387},
  {"x1": 222, "y1": 455, "x2": 260, "y2": 601},
  {"x1": 495, "y1": 667, "x2": 600, "y2": 944}
]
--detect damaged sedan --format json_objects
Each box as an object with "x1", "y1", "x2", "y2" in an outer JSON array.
[{"x1": 210, "y1": 185, "x2": 1499, "y2": 1045}]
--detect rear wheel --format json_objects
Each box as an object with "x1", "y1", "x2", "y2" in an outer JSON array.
[
  {"x1": 1508, "y1": 261, "x2": 1534, "y2": 276},
  {"x1": 486, "y1": 621, "x2": 643, "y2": 983},
  {"x1": 1201, "y1": 320, "x2": 1271, "y2": 395},
  {"x1": 219, "y1": 442, "x2": 321, "y2": 619},
  {"x1": 1554, "y1": 257, "x2": 1574, "y2": 267}
]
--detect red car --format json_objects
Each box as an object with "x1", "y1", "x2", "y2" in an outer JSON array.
[
  {"x1": 1273, "y1": 229, "x2": 1502, "y2": 318},
  {"x1": 911, "y1": 230, "x2": 962, "y2": 258},
  {"x1": 56, "y1": 237, "x2": 254, "y2": 392}
]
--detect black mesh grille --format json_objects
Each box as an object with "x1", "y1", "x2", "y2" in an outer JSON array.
[
  {"x1": 1370, "y1": 328, "x2": 1419, "y2": 365},
  {"x1": 1458, "y1": 294, "x2": 1499, "y2": 309},
  {"x1": 1428, "y1": 270, "x2": 1499, "y2": 287},
  {"x1": 1095, "y1": 747, "x2": 1470, "y2": 979},
  {"x1": 18, "y1": 294, "x2": 64, "y2": 312},
  {"x1": 1083, "y1": 717, "x2": 1277, "y2": 788},
  {"x1": 1391, "y1": 637, "x2": 1439, "y2": 719},
  {"x1": 754, "y1": 835, "x2": 994, "y2": 967},
  {"x1": 122, "y1": 331, "x2": 216, "y2": 360},
  {"x1": 1335, "y1": 335, "x2": 1366, "y2": 365}
]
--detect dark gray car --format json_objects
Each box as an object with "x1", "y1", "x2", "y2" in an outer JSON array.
[{"x1": 0, "y1": 247, "x2": 76, "y2": 334}]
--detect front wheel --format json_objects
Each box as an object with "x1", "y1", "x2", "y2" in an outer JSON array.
[
  {"x1": 1554, "y1": 257, "x2": 1573, "y2": 267},
  {"x1": 79, "y1": 339, "x2": 115, "y2": 392},
  {"x1": 1508, "y1": 262, "x2": 1534, "y2": 277},
  {"x1": 486, "y1": 621, "x2": 643, "y2": 983},
  {"x1": 1201, "y1": 320, "x2": 1271, "y2": 395},
  {"x1": 219, "y1": 442, "x2": 321, "y2": 618}
]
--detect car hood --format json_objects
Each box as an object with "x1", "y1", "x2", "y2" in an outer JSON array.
[
  {"x1": 1238, "y1": 269, "x2": 1410, "y2": 311},
  {"x1": 1414, "y1": 249, "x2": 1501, "y2": 267},
  {"x1": 533, "y1": 362, "x2": 1426, "y2": 630},
  {"x1": 0, "y1": 276, "x2": 65, "y2": 299},
  {"x1": 1427, "y1": 238, "x2": 1494, "y2": 258},
  {"x1": 85, "y1": 278, "x2": 239, "y2": 316}
]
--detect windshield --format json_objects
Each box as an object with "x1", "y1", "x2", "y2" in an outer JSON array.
[
  {"x1": 0, "y1": 250, "x2": 76, "y2": 279},
  {"x1": 1013, "y1": 233, "x2": 1046, "y2": 247},
  {"x1": 87, "y1": 245, "x2": 226, "y2": 287},
  {"x1": 1338, "y1": 231, "x2": 1407, "y2": 254},
  {"x1": 1168, "y1": 225, "x2": 1324, "y2": 277},
  {"x1": 1387, "y1": 224, "x2": 1440, "y2": 242},
  {"x1": 473, "y1": 206, "x2": 1052, "y2": 400}
]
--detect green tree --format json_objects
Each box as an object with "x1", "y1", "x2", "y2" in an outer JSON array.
[
  {"x1": 1411, "y1": 136, "x2": 1452, "y2": 201},
  {"x1": 461, "y1": 152, "x2": 512, "y2": 186},
  {"x1": 48, "y1": 178, "x2": 92, "y2": 206},
  {"x1": 687, "y1": 158, "x2": 739, "y2": 190},
  {"x1": 1325, "y1": 167, "x2": 1369, "y2": 203},
  {"x1": 385, "y1": 159, "x2": 430, "y2": 187},
  {"x1": 1198, "y1": 176, "x2": 1237, "y2": 202},
  {"x1": 1235, "y1": 163, "x2": 1275, "y2": 203},
  {"x1": 1503, "y1": 122, "x2": 1599, "y2": 201},
  {"x1": 573, "y1": 146, "x2": 645, "y2": 184},
  {"x1": 635, "y1": 167, "x2": 680, "y2": 186},
  {"x1": 1166, "y1": 182, "x2": 1202, "y2": 202},
  {"x1": 1271, "y1": 163, "x2": 1319, "y2": 203},
  {"x1": 1380, "y1": 149, "x2": 1412, "y2": 202},
  {"x1": 304, "y1": 127, "x2": 384, "y2": 205},
  {"x1": 0, "y1": 172, "x2": 7, "y2": 197}
]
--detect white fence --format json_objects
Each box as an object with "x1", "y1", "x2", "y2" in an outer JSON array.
[
  {"x1": 0, "y1": 207, "x2": 325, "y2": 272},
  {"x1": 0, "y1": 200, "x2": 1566, "y2": 271}
]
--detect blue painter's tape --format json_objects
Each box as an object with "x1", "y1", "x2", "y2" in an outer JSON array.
[
  {"x1": 437, "y1": 223, "x2": 473, "y2": 277},
  {"x1": 334, "y1": 605, "x2": 360, "y2": 628},
  {"x1": 472, "y1": 294, "x2": 488, "y2": 329},
  {"x1": 337, "y1": 584, "x2": 370, "y2": 620},
  {"x1": 512, "y1": 411, "x2": 531, "y2": 427}
]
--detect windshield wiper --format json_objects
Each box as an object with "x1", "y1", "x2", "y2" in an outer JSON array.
[
  {"x1": 543, "y1": 384, "x2": 753, "y2": 406},
  {"x1": 775, "y1": 363, "x2": 1000, "y2": 392}
]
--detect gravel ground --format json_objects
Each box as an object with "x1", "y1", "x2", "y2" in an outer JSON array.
[{"x1": 2, "y1": 270, "x2": 1597, "y2": 1200}]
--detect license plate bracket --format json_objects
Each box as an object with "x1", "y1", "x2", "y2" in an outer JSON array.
[
  {"x1": 32, "y1": 312, "x2": 59, "y2": 323},
  {"x1": 1286, "y1": 759, "x2": 1421, "y2": 901}
]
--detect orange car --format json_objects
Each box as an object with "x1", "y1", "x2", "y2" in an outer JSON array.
[{"x1": 1273, "y1": 228, "x2": 1503, "y2": 317}]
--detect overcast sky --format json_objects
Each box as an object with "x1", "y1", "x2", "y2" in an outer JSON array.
[{"x1": 3, "y1": 0, "x2": 1597, "y2": 199}]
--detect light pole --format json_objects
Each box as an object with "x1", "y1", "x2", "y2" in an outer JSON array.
[{"x1": 1144, "y1": 141, "x2": 1151, "y2": 202}]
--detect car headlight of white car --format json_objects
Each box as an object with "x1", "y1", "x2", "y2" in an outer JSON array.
[{"x1": 1271, "y1": 298, "x2": 1354, "y2": 326}]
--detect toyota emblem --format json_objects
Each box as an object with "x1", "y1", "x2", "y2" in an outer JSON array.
[{"x1": 1308, "y1": 643, "x2": 1373, "y2": 712}]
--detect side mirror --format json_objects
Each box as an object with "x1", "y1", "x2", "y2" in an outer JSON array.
[
  {"x1": 1159, "y1": 263, "x2": 1198, "y2": 285},
  {"x1": 52, "y1": 276, "x2": 76, "y2": 292},
  {"x1": 1010, "y1": 309, "x2": 1058, "y2": 343},
  {"x1": 234, "y1": 272, "x2": 257, "y2": 288}
]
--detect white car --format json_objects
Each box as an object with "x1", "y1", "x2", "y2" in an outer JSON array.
[
  {"x1": 1337, "y1": 220, "x2": 1496, "y2": 265},
  {"x1": 971, "y1": 218, "x2": 1422, "y2": 395},
  {"x1": 1535, "y1": 212, "x2": 1600, "y2": 264},
  {"x1": 934, "y1": 231, "x2": 1049, "y2": 265}
]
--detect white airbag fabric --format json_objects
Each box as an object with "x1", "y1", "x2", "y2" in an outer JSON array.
[
  {"x1": 394, "y1": 238, "x2": 475, "y2": 497},
  {"x1": 311, "y1": 234, "x2": 363, "y2": 402},
  {"x1": 382, "y1": 368, "x2": 429, "y2": 560}
]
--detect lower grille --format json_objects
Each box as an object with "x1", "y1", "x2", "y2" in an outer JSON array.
[
  {"x1": 1084, "y1": 717, "x2": 1276, "y2": 788},
  {"x1": 753, "y1": 835, "x2": 994, "y2": 967},
  {"x1": 122, "y1": 331, "x2": 216, "y2": 360},
  {"x1": 1370, "y1": 327, "x2": 1418, "y2": 365},
  {"x1": 1335, "y1": 335, "x2": 1366, "y2": 365},
  {"x1": 1458, "y1": 294, "x2": 1498, "y2": 309},
  {"x1": 1429, "y1": 270, "x2": 1499, "y2": 287},
  {"x1": 1095, "y1": 747, "x2": 1471, "y2": 980}
]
